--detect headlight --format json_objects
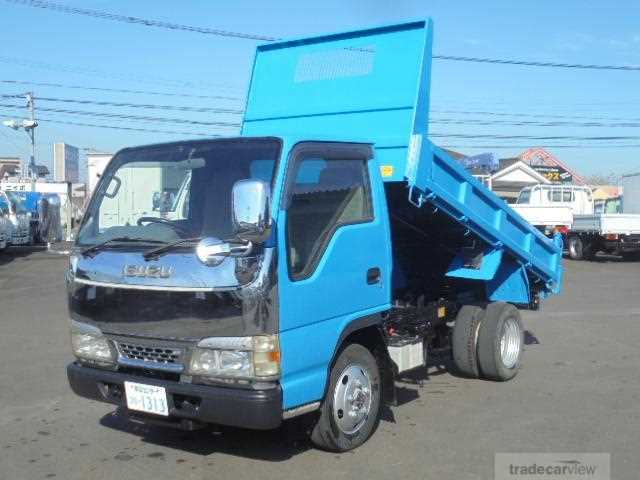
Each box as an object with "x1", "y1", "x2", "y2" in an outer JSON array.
[
  {"x1": 70, "y1": 320, "x2": 116, "y2": 366},
  {"x1": 188, "y1": 335, "x2": 280, "y2": 379}
]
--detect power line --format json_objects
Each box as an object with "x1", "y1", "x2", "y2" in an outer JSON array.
[
  {"x1": 0, "y1": 102, "x2": 241, "y2": 128},
  {"x1": 3, "y1": 0, "x2": 277, "y2": 41},
  {"x1": 431, "y1": 117, "x2": 640, "y2": 129},
  {"x1": 0, "y1": 109, "x2": 213, "y2": 137},
  {"x1": 430, "y1": 133, "x2": 640, "y2": 141},
  {"x1": 431, "y1": 108, "x2": 640, "y2": 124},
  {"x1": 3, "y1": 107, "x2": 638, "y2": 151},
  {"x1": 432, "y1": 55, "x2": 640, "y2": 71},
  {"x1": 38, "y1": 118, "x2": 215, "y2": 137},
  {"x1": 6, "y1": 0, "x2": 640, "y2": 72},
  {"x1": 443, "y1": 144, "x2": 640, "y2": 149},
  {"x1": 0, "y1": 79, "x2": 242, "y2": 101},
  {"x1": 6, "y1": 92, "x2": 640, "y2": 128},
  {"x1": 2, "y1": 101, "x2": 636, "y2": 143},
  {"x1": 0, "y1": 93, "x2": 243, "y2": 114}
]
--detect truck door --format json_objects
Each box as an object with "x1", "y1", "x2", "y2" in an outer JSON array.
[{"x1": 277, "y1": 142, "x2": 391, "y2": 410}]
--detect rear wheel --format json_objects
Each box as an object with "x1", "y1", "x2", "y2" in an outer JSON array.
[
  {"x1": 477, "y1": 302, "x2": 524, "y2": 381},
  {"x1": 310, "y1": 343, "x2": 381, "y2": 452},
  {"x1": 452, "y1": 305, "x2": 485, "y2": 378},
  {"x1": 568, "y1": 235, "x2": 584, "y2": 260},
  {"x1": 621, "y1": 251, "x2": 640, "y2": 261}
]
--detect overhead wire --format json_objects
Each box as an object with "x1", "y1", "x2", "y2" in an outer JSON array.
[
  {"x1": 0, "y1": 79, "x2": 242, "y2": 101},
  {"x1": 6, "y1": 0, "x2": 640, "y2": 72}
]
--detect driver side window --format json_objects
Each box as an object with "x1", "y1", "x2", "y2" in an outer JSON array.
[{"x1": 285, "y1": 150, "x2": 373, "y2": 280}]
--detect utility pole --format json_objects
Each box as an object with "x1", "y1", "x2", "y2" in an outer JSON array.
[
  {"x1": 26, "y1": 92, "x2": 37, "y2": 190},
  {"x1": 2, "y1": 91, "x2": 38, "y2": 191}
]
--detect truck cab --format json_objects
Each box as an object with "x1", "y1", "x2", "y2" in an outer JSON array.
[
  {"x1": 66, "y1": 20, "x2": 563, "y2": 451},
  {"x1": 516, "y1": 184, "x2": 594, "y2": 215},
  {"x1": 0, "y1": 191, "x2": 32, "y2": 246}
]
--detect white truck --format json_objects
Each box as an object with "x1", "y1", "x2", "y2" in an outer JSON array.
[
  {"x1": 567, "y1": 173, "x2": 640, "y2": 260},
  {"x1": 0, "y1": 207, "x2": 10, "y2": 252},
  {"x1": 0, "y1": 191, "x2": 32, "y2": 246},
  {"x1": 512, "y1": 184, "x2": 593, "y2": 235}
]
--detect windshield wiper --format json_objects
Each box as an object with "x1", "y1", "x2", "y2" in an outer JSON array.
[
  {"x1": 81, "y1": 237, "x2": 164, "y2": 257},
  {"x1": 142, "y1": 237, "x2": 202, "y2": 260}
]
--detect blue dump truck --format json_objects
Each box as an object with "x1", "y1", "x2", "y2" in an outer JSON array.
[{"x1": 66, "y1": 20, "x2": 563, "y2": 452}]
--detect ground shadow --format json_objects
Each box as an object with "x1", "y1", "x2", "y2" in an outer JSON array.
[
  {"x1": 564, "y1": 252, "x2": 638, "y2": 263},
  {"x1": 99, "y1": 409, "x2": 310, "y2": 461},
  {"x1": 98, "y1": 327, "x2": 543, "y2": 458},
  {"x1": 0, "y1": 246, "x2": 41, "y2": 266}
]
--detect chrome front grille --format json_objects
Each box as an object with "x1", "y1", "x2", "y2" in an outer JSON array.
[{"x1": 116, "y1": 342, "x2": 184, "y2": 371}]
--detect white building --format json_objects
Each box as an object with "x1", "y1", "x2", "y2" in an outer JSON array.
[
  {"x1": 54, "y1": 143, "x2": 80, "y2": 183},
  {"x1": 86, "y1": 152, "x2": 113, "y2": 194},
  {"x1": 488, "y1": 161, "x2": 551, "y2": 203}
]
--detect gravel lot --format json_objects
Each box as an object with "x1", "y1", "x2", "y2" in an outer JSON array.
[{"x1": 0, "y1": 248, "x2": 638, "y2": 480}]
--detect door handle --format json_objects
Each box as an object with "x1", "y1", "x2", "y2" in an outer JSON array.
[{"x1": 366, "y1": 267, "x2": 381, "y2": 285}]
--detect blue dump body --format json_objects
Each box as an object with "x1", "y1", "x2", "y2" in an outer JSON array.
[{"x1": 242, "y1": 19, "x2": 563, "y2": 299}]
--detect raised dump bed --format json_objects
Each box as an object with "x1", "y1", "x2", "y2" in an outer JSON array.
[{"x1": 242, "y1": 19, "x2": 563, "y2": 299}]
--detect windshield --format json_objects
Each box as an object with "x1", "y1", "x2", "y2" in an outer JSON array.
[
  {"x1": 605, "y1": 197, "x2": 621, "y2": 213},
  {"x1": 77, "y1": 138, "x2": 281, "y2": 247},
  {"x1": 516, "y1": 189, "x2": 530, "y2": 204}
]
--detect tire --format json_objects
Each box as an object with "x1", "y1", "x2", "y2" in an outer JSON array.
[
  {"x1": 567, "y1": 235, "x2": 584, "y2": 260},
  {"x1": 621, "y1": 251, "x2": 640, "y2": 261},
  {"x1": 310, "y1": 343, "x2": 381, "y2": 452},
  {"x1": 452, "y1": 305, "x2": 485, "y2": 378},
  {"x1": 477, "y1": 302, "x2": 524, "y2": 381}
]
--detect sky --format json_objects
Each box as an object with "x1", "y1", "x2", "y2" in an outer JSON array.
[{"x1": 1, "y1": 0, "x2": 639, "y2": 181}]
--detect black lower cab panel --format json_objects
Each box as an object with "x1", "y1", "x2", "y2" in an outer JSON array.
[{"x1": 67, "y1": 362, "x2": 282, "y2": 430}]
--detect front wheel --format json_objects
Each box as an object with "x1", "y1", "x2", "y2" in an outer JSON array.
[{"x1": 310, "y1": 343, "x2": 381, "y2": 452}]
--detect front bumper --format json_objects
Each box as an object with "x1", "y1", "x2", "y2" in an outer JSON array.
[{"x1": 67, "y1": 362, "x2": 283, "y2": 430}]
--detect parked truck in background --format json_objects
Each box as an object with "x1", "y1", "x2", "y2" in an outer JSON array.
[
  {"x1": 512, "y1": 184, "x2": 593, "y2": 236},
  {"x1": 10, "y1": 191, "x2": 64, "y2": 245},
  {"x1": 621, "y1": 172, "x2": 640, "y2": 214},
  {"x1": 0, "y1": 206, "x2": 10, "y2": 252},
  {"x1": 567, "y1": 173, "x2": 640, "y2": 260},
  {"x1": 65, "y1": 20, "x2": 564, "y2": 452},
  {"x1": 0, "y1": 191, "x2": 32, "y2": 246}
]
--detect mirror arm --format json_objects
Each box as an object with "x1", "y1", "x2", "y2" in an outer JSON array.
[{"x1": 228, "y1": 240, "x2": 253, "y2": 257}]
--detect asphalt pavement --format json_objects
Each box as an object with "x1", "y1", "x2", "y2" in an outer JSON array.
[{"x1": 0, "y1": 247, "x2": 638, "y2": 480}]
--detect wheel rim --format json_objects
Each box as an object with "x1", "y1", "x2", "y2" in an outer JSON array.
[
  {"x1": 499, "y1": 318, "x2": 521, "y2": 369},
  {"x1": 332, "y1": 364, "x2": 372, "y2": 435},
  {"x1": 569, "y1": 238, "x2": 578, "y2": 256}
]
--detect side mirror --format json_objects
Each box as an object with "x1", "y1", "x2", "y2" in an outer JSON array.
[{"x1": 232, "y1": 179, "x2": 271, "y2": 244}]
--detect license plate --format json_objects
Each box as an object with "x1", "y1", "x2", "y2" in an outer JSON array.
[{"x1": 124, "y1": 381, "x2": 169, "y2": 416}]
